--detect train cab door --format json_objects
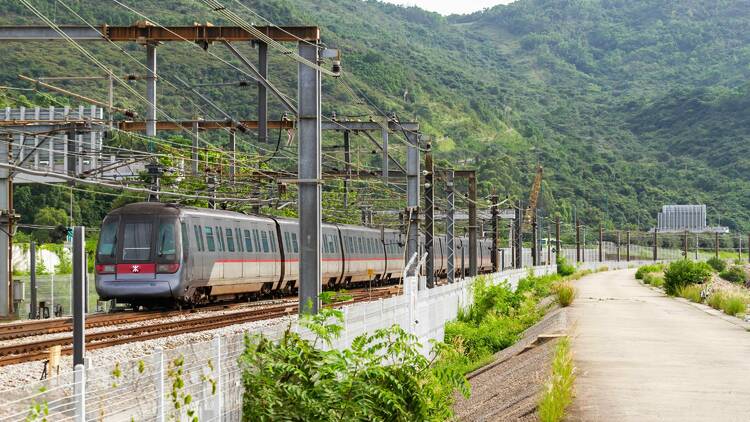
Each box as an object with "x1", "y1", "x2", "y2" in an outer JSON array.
[{"x1": 188, "y1": 218, "x2": 205, "y2": 283}]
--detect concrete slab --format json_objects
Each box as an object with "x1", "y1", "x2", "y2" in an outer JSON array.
[{"x1": 568, "y1": 268, "x2": 750, "y2": 422}]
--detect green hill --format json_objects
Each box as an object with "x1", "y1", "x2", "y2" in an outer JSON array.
[{"x1": 2, "y1": 0, "x2": 749, "y2": 231}]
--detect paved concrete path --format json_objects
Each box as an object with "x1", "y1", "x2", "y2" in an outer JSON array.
[{"x1": 568, "y1": 268, "x2": 750, "y2": 422}]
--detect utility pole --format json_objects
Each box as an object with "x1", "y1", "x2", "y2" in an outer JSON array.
[
  {"x1": 715, "y1": 231, "x2": 719, "y2": 259},
  {"x1": 467, "y1": 172, "x2": 478, "y2": 276},
  {"x1": 297, "y1": 41, "x2": 322, "y2": 315},
  {"x1": 546, "y1": 221, "x2": 551, "y2": 265},
  {"x1": 599, "y1": 223, "x2": 604, "y2": 262},
  {"x1": 343, "y1": 130, "x2": 351, "y2": 208},
  {"x1": 683, "y1": 230, "x2": 689, "y2": 259},
  {"x1": 531, "y1": 213, "x2": 538, "y2": 266},
  {"x1": 0, "y1": 132, "x2": 10, "y2": 317},
  {"x1": 575, "y1": 221, "x2": 581, "y2": 263},
  {"x1": 228, "y1": 130, "x2": 236, "y2": 185},
  {"x1": 653, "y1": 229, "x2": 658, "y2": 262},
  {"x1": 30, "y1": 242, "x2": 37, "y2": 319},
  {"x1": 381, "y1": 122, "x2": 389, "y2": 181},
  {"x1": 555, "y1": 216, "x2": 561, "y2": 262},
  {"x1": 257, "y1": 41, "x2": 268, "y2": 144},
  {"x1": 72, "y1": 226, "x2": 85, "y2": 367},
  {"x1": 514, "y1": 201, "x2": 523, "y2": 269},
  {"x1": 616, "y1": 231, "x2": 621, "y2": 262},
  {"x1": 626, "y1": 230, "x2": 631, "y2": 262},
  {"x1": 491, "y1": 195, "x2": 499, "y2": 272},
  {"x1": 424, "y1": 144, "x2": 434, "y2": 288},
  {"x1": 192, "y1": 120, "x2": 200, "y2": 176},
  {"x1": 509, "y1": 218, "x2": 515, "y2": 269},
  {"x1": 446, "y1": 171, "x2": 455, "y2": 284},
  {"x1": 145, "y1": 43, "x2": 157, "y2": 142},
  {"x1": 405, "y1": 131, "x2": 420, "y2": 277}
]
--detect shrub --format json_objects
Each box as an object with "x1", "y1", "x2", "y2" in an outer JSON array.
[
  {"x1": 239, "y1": 308, "x2": 469, "y2": 421},
  {"x1": 719, "y1": 266, "x2": 747, "y2": 284},
  {"x1": 707, "y1": 292, "x2": 725, "y2": 310},
  {"x1": 706, "y1": 257, "x2": 726, "y2": 272},
  {"x1": 320, "y1": 290, "x2": 354, "y2": 304},
  {"x1": 676, "y1": 284, "x2": 702, "y2": 303},
  {"x1": 635, "y1": 263, "x2": 663, "y2": 280},
  {"x1": 538, "y1": 337, "x2": 575, "y2": 422},
  {"x1": 648, "y1": 275, "x2": 664, "y2": 288},
  {"x1": 554, "y1": 283, "x2": 575, "y2": 307},
  {"x1": 663, "y1": 260, "x2": 712, "y2": 296},
  {"x1": 556, "y1": 256, "x2": 575, "y2": 277},
  {"x1": 720, "y1": 294, "x2": 747, "y2": 316}
]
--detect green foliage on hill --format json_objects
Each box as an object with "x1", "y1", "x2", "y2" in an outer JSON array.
[{"x1": 2, "y1": 0, "x2": 750, "y2": 230}]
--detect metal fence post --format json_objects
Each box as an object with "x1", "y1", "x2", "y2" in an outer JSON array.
[
  {"x1": 30, "y1": 241, "x2": 37, "y2": 319},
  {"x1": 154, "y1": 347, "x2": 165, "y2": 422},
  {"x1": 214, "y1": 335, "x2": 223, "y2": 419},
  {"x1": 74, "y1": 363, "x2": 85, "y2": 422},
  {"x1": 653, "y1": 229, "x2": 658, "y2": 262}
]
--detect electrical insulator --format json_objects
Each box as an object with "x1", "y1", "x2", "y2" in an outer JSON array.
[{"x1": 332, "y1": 60, "x2": 341, "y2": 75}]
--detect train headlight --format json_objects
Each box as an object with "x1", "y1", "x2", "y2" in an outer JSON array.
[
  {"x1": 96, "y1": 264, "x2": 115, "y2": 274},
  {"x1": 157, "y1": 263, "x2": 181, "y2": 274}
]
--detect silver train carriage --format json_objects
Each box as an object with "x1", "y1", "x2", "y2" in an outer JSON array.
[{"x1": 95, "y1": 202, "x2": 495, "y2": 305}]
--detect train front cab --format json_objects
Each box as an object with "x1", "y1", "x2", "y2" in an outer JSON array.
[{"x1": 95, "y1": 210, "x2": 185, "y2": 304}]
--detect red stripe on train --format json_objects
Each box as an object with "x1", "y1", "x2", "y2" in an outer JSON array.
[
  {"x1": 116, "y1": 263, "x2": 156, "y2": 274},
  {"x1": 215, "y1": 257, "x2": 403, "y2": 264}
]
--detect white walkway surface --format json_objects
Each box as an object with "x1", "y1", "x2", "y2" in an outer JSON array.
[{"x1": 569, "y1": 269, "x2": 750, "y2": 422}]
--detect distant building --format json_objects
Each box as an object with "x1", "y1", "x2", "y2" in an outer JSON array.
[{"x1": 653, "y1": 205, "x2": 729, "y2": 233}]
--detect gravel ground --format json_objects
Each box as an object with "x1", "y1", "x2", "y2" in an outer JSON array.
[
  {"x1": 0, "y1": 299, "x2": 294, "y2": 348},
  {"x1": 0, "y1": 307, "x2": 298, "y2": 391},
  {"x1": 453, "y1": 307, "x2": 570, "y2": 421}
]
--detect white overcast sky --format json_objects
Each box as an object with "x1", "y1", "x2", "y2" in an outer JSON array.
[{"x1": 384, "y1": 0, "x2": 515, "y2": 15}]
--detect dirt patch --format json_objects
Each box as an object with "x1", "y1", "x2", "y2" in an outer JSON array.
[{"x1": 453, "y1": 307, "x2": 570, "y2": 421}]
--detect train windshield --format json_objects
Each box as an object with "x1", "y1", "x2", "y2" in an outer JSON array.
[
  {"x1": 97, "y1": 218, "x2": 118, "y2": 260},
  {"x1": 123, "y1": 221, "x2": 152, "y2": 261},
  {"x1": 157, "y1": 221, "x2": 177, "y2": 261}
]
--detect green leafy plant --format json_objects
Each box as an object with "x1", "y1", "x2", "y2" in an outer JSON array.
[
  {"x1": 706, "y1": 257, "x2": 727, "y2": 272},
  {"x1": 676, "y1": 284, "x2": 703, "y2": 303},
  {"x1": 663, "y1": 260, "x2": 712, "y2": 296},
  {"x1": 24, "y1": 387, "x2": 49, "y2": 422},
  {"x1": 719, "y1": 266, "x2": 747, "y2": 284},
  {"x1": 168, "y1": 356, "x2": 197, "y2": 422},
  {"x1": 643, "y1": 273, "x2": 665, "y2": 288},
  {"x1": 635, "y1": 263, "x2": 664, "y2": 280},
  {"x1": 319, "y1": 289, "x2": 354, "y2": 304},
  {"x1": 538, "y1": 337, "x2": 575, "y2": 422},
  {"x1": 556, "y1": 256, "x2": 575, "y2": 277},
  {"x1": 239, "y1": 308, "x2": 468, "y2": 421}
]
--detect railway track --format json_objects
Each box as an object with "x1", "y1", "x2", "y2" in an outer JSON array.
[{"x1": 0, "y1": 286, "x2": 399, "y2": 367}]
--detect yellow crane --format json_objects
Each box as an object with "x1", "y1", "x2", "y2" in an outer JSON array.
[{"x1": 522, "y1": 165, "x2": 543, "y2": 231}]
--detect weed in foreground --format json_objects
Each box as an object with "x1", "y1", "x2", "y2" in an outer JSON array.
[
  {"x1": 538, "y1": 337, "x2": 575, "y2": 422},
  {"x1": 554, "y1": 283, "x2": 576, "y2": 307}
]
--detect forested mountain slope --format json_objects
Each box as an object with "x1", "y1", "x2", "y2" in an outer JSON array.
[{"x1": 1, "y1": 0, "x2": 748, "y2": 230}]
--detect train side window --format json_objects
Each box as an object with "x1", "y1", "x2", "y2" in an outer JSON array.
[
  {"x1": 244, "y1": 229, "x2": 253, "y2": 252},
  {"x1": 284, "y1": 231, "x2": 291, "y2": 253},
  {"x1": 347, "y1": 237, "x2": 353, "y2": 254},
  {"x1": 329, "y1": 236, "x2": 335, "y2": 254},
  {"x1": 193, "y1": 225, "x2": 203, "y2": 252},
  {"x1": 235, "y1": 228, "x2": 243, "y2": 252},
  {"x1": 358, "y1": 237, "x2": 363, "y2": 254},
  {"x1": 291, "y1": 233, "x2": 299, "y2": 253},
  {"x1": 216, "y1": 226, "x2": 225, "y2": 251},
  {"x1": 261, "y1": 231, "x2": 270, "y2": 253},
  {"x1": 225, "y1": 228, "x2": 235, "y2": 252},
  {"x1": 253, "y1": 229, "x2": 260, "y2": 252},
  {"x1": 204, "y1": 226, "x2": 216, "y2": 252},
  {"x1": 268, "y1": 230, "x2": 276, "y2": 252}
]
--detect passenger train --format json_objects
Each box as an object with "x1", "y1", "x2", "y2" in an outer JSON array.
[{"x1": 95, "y1": 202, "x2": 494, "y2": 306}]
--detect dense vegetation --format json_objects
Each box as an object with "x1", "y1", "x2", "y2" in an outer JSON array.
[
  {"x1": 2, "y1": 0, "x2": 750, "y2": 234},
  {"x1": 239, "y1": 308, "x2": 468, "y2": 421}
]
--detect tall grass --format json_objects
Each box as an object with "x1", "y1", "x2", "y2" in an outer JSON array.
[
  {"x1": 554, "y1": 282, "x2": 576, "y2": 307},
  {"x1": 707, "y1": 292, "x2": 725, "y2": 310},
  {"x1": 676, "y1": 284, "x2": 702, "y2": 303},
  {"x1": 635, "y1": 263, "x2": 664, "y2": 280},
  {"x1": 721, "y1": 295, "x2": 747, "y2": 316},
  {"x1": 538, "y1": 337, "x2": 575, "y2": 422}
]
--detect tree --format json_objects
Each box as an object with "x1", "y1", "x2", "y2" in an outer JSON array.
[{"x1": 33, "y1": 207, "x2": 69, "y2": 244}]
